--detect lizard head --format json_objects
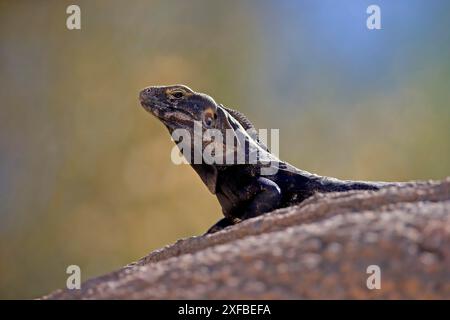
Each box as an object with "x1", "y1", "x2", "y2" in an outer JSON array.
[
  {"x1": 139, "y1": 84, "x2": 217, "y2": 131},
  {"x1": 139, "y1": 84, "x2": 241, "y2": 138}
]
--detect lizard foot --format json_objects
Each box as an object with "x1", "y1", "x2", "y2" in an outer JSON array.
[{"x1": 204, "y1": 217, "x2": 240, "y2": 235}]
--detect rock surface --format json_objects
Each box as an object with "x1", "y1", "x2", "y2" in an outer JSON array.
[{"x1": 43, "y1": 178, "x2": 450, "y2": 299}]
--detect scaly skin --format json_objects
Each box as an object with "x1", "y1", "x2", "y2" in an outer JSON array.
[{"x1": 139, "y1": 85, "x2": 396, "y2": 234}]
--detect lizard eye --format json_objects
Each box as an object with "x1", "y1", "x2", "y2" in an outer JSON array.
[
  {"x1": 203, "y1": 113, "x2": 215, "y2": 128},
  {"x1": 170, "y1": 90, "x2": 185, "y2": 99}
]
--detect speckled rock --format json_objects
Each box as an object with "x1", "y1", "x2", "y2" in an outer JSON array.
[{"x1": 43, "y1": 178, "x2": 450, "y2": 299}]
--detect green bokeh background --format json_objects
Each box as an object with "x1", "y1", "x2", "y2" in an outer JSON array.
[{"x1": 0, "y1": 0, "x2": 449, "y2": 298}]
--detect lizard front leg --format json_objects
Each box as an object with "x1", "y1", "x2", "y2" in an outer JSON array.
[
  {"x1": 205, "y1": 177, "x2": 282, "y2": 234},
  {"x1": 240, "y1": 177, "x2": 282, "y2": 220},
  {"x1": 204, "y1": 217, "x2": 241, "y2": 235}
]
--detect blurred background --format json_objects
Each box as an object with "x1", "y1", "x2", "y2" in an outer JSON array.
[{"x1": 0, "y1": 0, "x2": 449, "y2": 299}]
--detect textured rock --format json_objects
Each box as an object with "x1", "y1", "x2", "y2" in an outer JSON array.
[{"x1": 43, "y1": 178, "x2": 450, "y2": 299}]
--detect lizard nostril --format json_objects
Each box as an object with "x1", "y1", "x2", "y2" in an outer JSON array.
[
  {"x1": 140, "y1": 88, "x2": 153, "y2": 100},
  {"x1": 139, "y1": 91, "x2": 147, "y2": 102}
]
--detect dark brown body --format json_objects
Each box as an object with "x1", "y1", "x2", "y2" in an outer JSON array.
[{"x1": 139, "y1": 85, "x2": 396, "y2": 233}]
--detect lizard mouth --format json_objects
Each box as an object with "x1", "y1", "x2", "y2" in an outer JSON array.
[
  {"x1": 139, "y1": 95, "x2": 168, "y2": 119},
  {"x1": 139, "y1": 89, "x2": 161, "y2": 112},
  {"x1": 140, "y1": 98, "x2": 196, "y2": 129},
  {"x1": 139, "y1": 88, "x2": 197, "y2": 129}
]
